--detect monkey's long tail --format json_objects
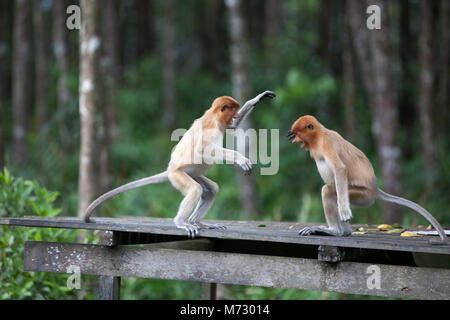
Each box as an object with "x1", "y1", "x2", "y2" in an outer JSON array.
[
  {"x1": 376, "y1": 188, "x2": 448, "y2": 244},
  {"x1": 83, "y1": 171, "x2": 169, "y2": 222}
]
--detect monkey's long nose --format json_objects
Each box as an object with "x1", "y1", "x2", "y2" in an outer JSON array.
[
  {"x1": 233, "y1": 113, "x2": 240, "y2": 119},
  {"x1": 287, "y1": 130, "x2": 295, "y2": 141}
]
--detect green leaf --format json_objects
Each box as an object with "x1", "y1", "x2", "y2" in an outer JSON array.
[
  {"x1": 24, "y1": 281, "x2": 34, "y2": 289},
  {"x1": 49, "y1": 208, "x2": 62, "y2": 217}
]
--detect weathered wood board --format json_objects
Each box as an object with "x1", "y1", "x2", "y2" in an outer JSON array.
[
  {"x1": 1, "y1": 216, "x2": 450, "y2": 255},
  {"x1": 24, "y1": 241, "x2": 450, "y2": 300}
]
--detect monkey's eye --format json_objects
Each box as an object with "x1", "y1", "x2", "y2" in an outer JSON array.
[
  {"x1": 221, "y1": 104, "x2": 228, "y2": 112},
  {"x1": 307, "y1": 124, "x2": 314, "y2": 130}
]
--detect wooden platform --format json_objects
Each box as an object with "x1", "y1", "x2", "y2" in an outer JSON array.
[
  {"x1": 1, "y1": 216, "x2": 449, "y2": 300},
  {"x1": 1, "y1": 216, "x2": 449, "y2": 254}
]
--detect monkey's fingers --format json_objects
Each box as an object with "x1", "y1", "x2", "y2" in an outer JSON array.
[
  {"x1": 257, "y1": 91, "x2": 276, "y2": 104},
  {"x1": 262, "y1": 90, "x2": 276, "y2": 99},
  {"x1": 299, "y1": 226, "x2": 341, "y2": 237},
  {"x1": 338, "y1": 207, "x2": 353, "y2": 222},
  {"x1": 178, "y1": 224, "x2": 199, "y2": 238},
  {"x1": 239, "y1": 159, "x2": 252, "y2": 175},
  {"x1": 189, "y1": 225, "x2": 199, "y2": 238},
  {"x1": 298, "y1": 227, "x2": 314, "y2": 236}
]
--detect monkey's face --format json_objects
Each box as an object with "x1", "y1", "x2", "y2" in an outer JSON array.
[
  {"x1": 287, "y1": 115, "x2": 320, "y2": 150},
  {"x1": 213, "y1": 96, "x2": 240, "y2": 126}
]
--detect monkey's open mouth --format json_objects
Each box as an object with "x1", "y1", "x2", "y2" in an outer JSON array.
[
  {"x1": 287, "y1": 130, "x2": 296, "y2": 142},
  {"x1": 287, "y1": 130, "x2": 305, "y2": 147}
]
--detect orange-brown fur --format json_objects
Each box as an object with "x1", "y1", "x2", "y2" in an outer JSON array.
[
  {"x1": 289, "y1": 115, "x2": 447, "y2": 244},
  {"x1": 290, "y1": 115, "x2": 377, "y2": 195},
  {"x1": 83, "y1": 91, "x2": 276, "y2": 238}
]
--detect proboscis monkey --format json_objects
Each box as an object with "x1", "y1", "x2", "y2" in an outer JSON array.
[
  {"x1": 287, "y1": 115, "x2": 448, "y2": 244},
  {"x1": 83, "y1": 91, "x2": 276, "y2": 237}
]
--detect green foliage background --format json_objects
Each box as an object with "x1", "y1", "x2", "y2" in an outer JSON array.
[{"x1": 1, "y1": 0, "x2": 449, "y2": 300}]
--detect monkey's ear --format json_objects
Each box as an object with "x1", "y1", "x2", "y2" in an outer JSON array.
[{"x1": 221, "y1": 104, "x2": 228, "y2": 112}]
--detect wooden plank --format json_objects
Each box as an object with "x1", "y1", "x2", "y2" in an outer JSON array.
[
  {"x1": 24, "y1": 241, "x2": 450, "y2": 300},
  {"x1": 4, "y1": 216, "x2": 450, "y2": 254},
  {"x1": 99, "y1": 276, "x2": 120, "y2": 300}
]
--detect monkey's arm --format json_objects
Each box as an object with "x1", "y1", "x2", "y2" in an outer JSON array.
[
  {"x1": 227, "y1": 90, "x2": 276, "y2": 129},
  {"x1": 329, "y1": 156, "x2": 352, "y2": 222},
  {"x1": 201, "y1": 146, "x2": 252, "y2": 174}
]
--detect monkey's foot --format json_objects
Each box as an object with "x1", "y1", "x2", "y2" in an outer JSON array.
[
  {"x1": 194, "y1": 222, "x2": 227, "y2": 230},
  {"x1": 177, "y1": 224, "x2": 200, "y2": 238},
  {"x1": 298, "y1": 226, "x2": 338, "y2": 237}
]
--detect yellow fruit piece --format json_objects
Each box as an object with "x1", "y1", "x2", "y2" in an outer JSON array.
[
  {"x1": 400, "y1": 231, "x2": 419, "y2": 237},
  {"x1": 377, "y1": 224, "x2": 393, "y2": 230}
]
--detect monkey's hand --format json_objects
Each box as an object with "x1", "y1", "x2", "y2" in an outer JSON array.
[
  {"x1": 254, "y1": 90, "x2": 276, "y2": 105},
  {"x1": 338, "y1": 203, "x2": 353, "y2": 222},
  {"x1": 236, "y1": 156, "x2": 253, "y2": 175},
  {"x1": 228, "y1": 91, "x2": 276, "y2": 130}
]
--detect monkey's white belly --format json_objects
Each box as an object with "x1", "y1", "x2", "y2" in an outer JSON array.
[{"x1": 315, "y1": 158, "x2": 335, "y2": 184}]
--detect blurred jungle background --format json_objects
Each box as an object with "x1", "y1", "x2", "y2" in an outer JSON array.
[{"x1": 0, "y1": 0, "x2": 449, "y2": 299}]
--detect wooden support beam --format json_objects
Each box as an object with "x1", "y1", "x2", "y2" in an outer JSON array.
[
  {"x1": 24, "y1": 241, "x2": 450, "y2": 300},
  {"x1": 99, "y1": 276, "x2": 120, "y2": 300},
  {"x1": 318, "y1": 245, "x2": 343, "y2": 262},
  {"x1": 98, "y1": 230, "x2": 121, "y2": 300},
  {"x1": 201, "y1": 283, "x2": 217, "y2": 300}
]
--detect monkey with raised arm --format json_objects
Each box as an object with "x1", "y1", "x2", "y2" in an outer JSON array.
[
  {"x1": 287, "y1": 115, "x2": 447, "y2": 244},
  {"x1": 83, "y1": 91, "x2": 276, "y2": 237}
]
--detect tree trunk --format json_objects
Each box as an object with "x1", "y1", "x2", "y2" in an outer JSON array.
[
  {"x1": 317, "y1": 0, "x2": 331, "y2": 71},
  {"x1": 34, "y1": 0, "x2": 49, "y2": 134},
  {"x1": 340, "y1": 3, "x2": 357, "y2": 143},
  {"x1": 78, "y1": 0, "x2": 102, "y2": 219},
  {"x1": 264, "y1": 0, "x2": 281, "y2": 76},
  {"x1": 99, "y1": 0, "x2": 122, "y2": 192},
  {"x1": 0, "y1": 0, "x2": 11, "y2": 169},
  {"x1": 347, "y1": 0, "x2": 403, "y2": 224},
  {"x1": 12, "y1": 0, "x2": 33, "y2": 167},
  {"x1": 418, "y1": 0, "x2": 438, "y2": 193},
  {"x1": 437, "y1": 0, "x2": 449, "y2": 136},
  {"x1": 398, "y1": 0, "x2": 414, "y2": 125},
  {"x1": 53, "y1": 0, "x2": 73, "y2": 152},
  {"x1": 162, "y1": 0, "x2": 176, "y2": 131},
  {"x1": 136, "y1": 0, "x2": 154, "y2": 58},
  {"x1": 225, "y1": 0, "x2": 261, "y2": 220},
  {"x1": 201, "y1": 0, "x2": 224, "y2": 75}
]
